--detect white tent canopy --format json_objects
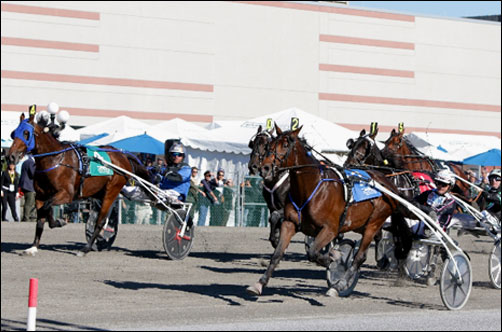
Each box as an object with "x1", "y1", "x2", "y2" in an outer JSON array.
[
  {"x1": 239, "y1": 107, "x2": 358, "y2": 153},
  {"x1": 76, "y1": 115, "x2": 150, "y2": 141},
  {"x1": 406, "y1": 132, "x2": 501, "y2": 162}
]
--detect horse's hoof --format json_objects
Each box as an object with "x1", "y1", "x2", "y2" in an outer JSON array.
[
  {"x1": 246, "y1": 282, "x2": 263, "y2": 296},
  {"x1": 76, "y1": 250, "x2": 87, "y2": 257},
  {"x1": 325, "y1": 288, "x2": 338, "y2": 297},
  {"x1": 22, "y1": 247, "x2": 38, "y2": 256}
]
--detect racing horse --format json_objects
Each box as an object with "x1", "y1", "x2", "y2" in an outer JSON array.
[
  {"x1": 8, "y1": 111, "x2": 151, "y2": 256},
  {"x1": 381, "y1": 125, "x2": 471, "y2": 200},
  {"x1": 248, "y1": 125, "x2": 290, "y2": 248},
  {"x1": 246, "y1": 124, "x2": 411, "y2": 296},
  {"x1": 344, "y1": 126, "x2": 416, "y2": 265}
]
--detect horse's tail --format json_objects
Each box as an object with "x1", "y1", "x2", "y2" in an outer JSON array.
[{"x1": 389, "y1": 212, "x2": 412, "y2": 261}]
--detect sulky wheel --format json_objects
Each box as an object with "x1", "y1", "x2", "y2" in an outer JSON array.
[
  {"x1": 439, "y1": 251, "x2": 472, "y2": 310},
  {"x1": 404, "y1": 241, "x2": 430, "y2": 280},
  {"x1": 85, "y1": 199, "x2": 119, "y2": 251},
  {"x1": 327, "y1": 239, "x2": 359, "y2": 297},
  {"x1": 489, "y1": 239, "x2": 501, "y2": 289},
  {"x1": 375, "y1": 230, "x2": 397, "y2": 271},
  {"x1": 163, "y1": 209, "x2": 194, "y2": 260}
]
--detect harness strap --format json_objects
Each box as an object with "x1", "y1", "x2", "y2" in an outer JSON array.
[
  {"x1": 288, "y1": 178, "x2": 340, "y2": 228},
  {"x1": 263, "y1": 172, "x2": 289, "y2": 210}
]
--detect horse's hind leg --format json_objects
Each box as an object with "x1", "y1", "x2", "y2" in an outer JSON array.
[
  {"x1": 79, "y1": 184, "x2": 123, "y2": 256},
  {"x1": 247, "y1": 221, "x2": 296, "y2": 296},
  {"x1": 336, "y1": 219, "x2": 382, "y2": 292},
  {"x1": 306, "y1": 225, "x2": 336, "y2": 267}
]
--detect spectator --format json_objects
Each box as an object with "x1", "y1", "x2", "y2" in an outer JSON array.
[
  {"x1": 221, "y1": 179, "x2": 235, "y2": 226},
  {"x1": 209, "y1": 169, "x2": 226, "y2": 226},
  {"x1": 186, "y1": 167, "x2": 203, "y2": 220},
  {"x1": 19, "y1": 154, "x2": 36, "y2": 222},
  {"x1": 2, "y1": 161, "x2": 20, "y2": 222},
  {"x1": 198, "y1": 171, "x2": 218, "y2": 226}
]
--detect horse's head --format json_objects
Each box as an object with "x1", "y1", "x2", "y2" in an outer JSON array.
[
  {"x1": 260, "y1": 123, "x2": 305, "y2": 181},
  {"x1": 381, "y1": 125, "x2": 410, "y2": 168},
  {"x1": 248, "y1": 125, "x2": 274, "y2": 176},
  {"x1": 9, "y1": 111, "x2": 37, "y2": 165},
  {"x1": 344, "y1": 127, "x2": 384, "y2": 167}
]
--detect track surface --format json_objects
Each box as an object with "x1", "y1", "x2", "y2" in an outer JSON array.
[{"x1": 1, "y1": 222, "x2": 500, "y2": 331}]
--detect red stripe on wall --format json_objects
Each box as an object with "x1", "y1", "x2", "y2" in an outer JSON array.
[
  {"x1": 319, "y1": 92, "x2": 501, "y2": 112},
  {"x1": 1, "y1": 3, "x2": 100, "y2": 20},
  {"x1": 1, "y1": 37, "x2": 99, "y2": 53},
  {"x1": 1, "y1": 105, "x2": 213, "y2": 123},
  {"x1": 320, "y1": 34, "x2": 415, "y2": 50},
  {"x1": 1, "y1": 70, "x2": 214, "y2": 93},
  {"x1": 236, "y1": 1, "x2": 414, "y2": 22},
  {"x1": 319, "y1": 63, "x2": 414, "y2": 78},
  {"x1": 337, "y1": 123, "x2": 501, "y2": 138}
]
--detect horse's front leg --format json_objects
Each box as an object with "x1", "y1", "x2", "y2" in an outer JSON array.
[
  {"x1": 247, "y1": 220, "x2": 296, "y2": 296},
  {"x1": 24, "y1": 199, "x2": 49, "y2": 256}
]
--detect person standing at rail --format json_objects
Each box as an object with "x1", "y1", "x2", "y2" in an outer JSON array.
[
  {"x1": 19, "y1": 154, "x2": 36, "y2": 222},
  {"x1": 1, "y1": 161, "x2": 20, "y2": 222}
]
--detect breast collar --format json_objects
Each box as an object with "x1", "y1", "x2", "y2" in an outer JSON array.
[{"x1": 263, "y1": 172, "x2": 289, "y2": 210}]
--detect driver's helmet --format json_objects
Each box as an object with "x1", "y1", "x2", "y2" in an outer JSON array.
[
  {"x1": 168, "y1": 143, "x2": 185, "y2": 161},
  {"x1": 434, "y1": 169, "x2": 455, "y2": 187},
  {"x1": 488, "y1": 168, "x2": 501, "y2": 181}
]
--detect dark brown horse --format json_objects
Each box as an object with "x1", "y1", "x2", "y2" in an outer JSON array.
[
  {"x1": 246, "y1": 124, "x2": 410, "y2": 296},
  {"x1": 248, "y1": 125, "x2": 289, "y2": 248},
  {"x1": 381, "y1": 126, "x2": 471, "y2": 200},
  {"x1": 8, "y1": 111, "x2": 150, "y2": 256}
]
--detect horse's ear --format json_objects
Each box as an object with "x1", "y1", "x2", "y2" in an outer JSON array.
[
  {"x1": 256, "y1": 125, "x2": 262, "y2": 134},
  {"x1": 359, "y1": 129, "x2": 366, "y2": 137},
  {"x1": 20, "y1": 113, "x2": 25, "y2": 122},
  {"x1": 274, "y1": 123, "x2": 283, "y2": 135},
  {"x1": 291, "y1": 125, "x2": 303, "y2": 138},
  {"x1": 346, "y1": 138, "x2": 354, "y2": 150},
  {"x1": 391, "y1": 129, "x2": 396, "y2": 136}
]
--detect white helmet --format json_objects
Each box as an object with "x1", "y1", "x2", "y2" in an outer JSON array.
[
  {"x1": 488, "y1": 168, "x2": 501, "y2": 180},
  {"x1": 435, "y1": 169, "x2": 455, "y2": 186},
  {"x1": 169, "y1": 143, "x2": 185, "y2": 155}
]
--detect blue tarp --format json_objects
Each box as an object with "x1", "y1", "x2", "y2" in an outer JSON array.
[
  {"x1": 110, "y1": 134, "x2": 164, "y2": 155},
  {"x1": 463, "y1": 148, "x2": 501, "y2": 166}
]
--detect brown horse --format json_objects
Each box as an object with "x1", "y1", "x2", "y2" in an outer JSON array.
[
  {"x1": 8, "y1": 111, "x2": 151, "y2": 256},
  {"x1": 381, "y1": 127, "x2": 470, "y2": 200},
  {"x1": 246, "y1": 124, "x2": 410, "y2": 296},
  {"x1": 248, "y1": 125, "x2": 290, "y2": 248}
]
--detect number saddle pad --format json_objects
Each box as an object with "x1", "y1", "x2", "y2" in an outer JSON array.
[
  {"x1": 344, "y1": 169, "x2": 382, "y2": 202},
  {"x1": 86, "y1": 148, "x2": 114, "y2": 176}
]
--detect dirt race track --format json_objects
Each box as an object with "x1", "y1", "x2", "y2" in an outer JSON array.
[{"x1": 1, "y1": 222, "x2": 501, "y2": 331}]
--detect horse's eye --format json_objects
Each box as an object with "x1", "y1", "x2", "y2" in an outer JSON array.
[{"x1": 23, "y1": 130, "x2": 30, "y2": 141}]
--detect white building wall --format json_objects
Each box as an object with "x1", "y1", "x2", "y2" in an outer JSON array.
[{"x1": 1, "y1": 1, "x2": 500, "y2": 138}]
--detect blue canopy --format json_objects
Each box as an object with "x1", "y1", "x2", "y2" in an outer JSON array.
[
  {"x1": 78, "y1": 133, "x2": 109, "y2": 145},
  {"x1": 109, "y1": 133, "x2": 164, "y2": 155},
  {"x1": 463, "y1": 148, "x2": 501, "y2": 166}
]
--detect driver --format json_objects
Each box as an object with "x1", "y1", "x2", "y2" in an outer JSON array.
[
  {"x1": 414, "y1": 169, "x2": 457, "y2": 232},
  {"x1": 483, "y1": 168, "x2": 501, "y2": 220},
  {"x1": 159, "y1": 143, "x2": 191, "y2": 203}
]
